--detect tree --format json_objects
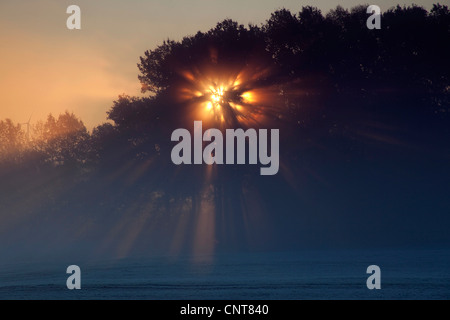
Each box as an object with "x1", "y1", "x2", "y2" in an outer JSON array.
[
  {"x1": 32, "y1": 112, "x2": 92, "y2": 168},
  {"x1": 0, "y1": 119, "x2": 25, "y2": 164}
]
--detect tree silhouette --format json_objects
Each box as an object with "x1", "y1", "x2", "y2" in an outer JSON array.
[
  {"x1": 0, "y1": 119, "x2": 25, "y2": 164},
  {"x1": 30, "y1": 112, "x2": 92, "y2": 168}
]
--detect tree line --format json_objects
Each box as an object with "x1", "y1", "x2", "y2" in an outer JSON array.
[{"x1": 1, "y1": 4, "x2": 448, "y2": 171}]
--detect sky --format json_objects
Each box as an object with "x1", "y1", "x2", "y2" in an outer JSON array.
[{"x1": 0, "y1": 0, "x2": 438, "y2": 129}]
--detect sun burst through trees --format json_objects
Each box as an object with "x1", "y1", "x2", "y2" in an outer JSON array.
[{"x1": 176, "y1": 62, "x2": 280, "y2": 128}]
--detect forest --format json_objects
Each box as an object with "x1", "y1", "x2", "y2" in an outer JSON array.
[{"x1": 0, "y1": 4, "x2": 449, "y2": 259}]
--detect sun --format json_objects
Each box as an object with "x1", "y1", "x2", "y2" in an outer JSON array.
[
  {"x1": 177, "y1": 60, "x2": 279, "y2": 127},
  {"x1": 195, "y1": 80, "x2": 256, "y2": 125},
  {"x1": 202, "y1": 85, "x2": 231, "y2": 121},
  {"x1": 210, "y1": 86, "x2": 225, "y2": 104}
]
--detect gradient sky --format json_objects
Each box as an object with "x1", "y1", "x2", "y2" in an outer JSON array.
[{"x1": 0, "y1": 0, "x2": 437, "y2": 129}]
